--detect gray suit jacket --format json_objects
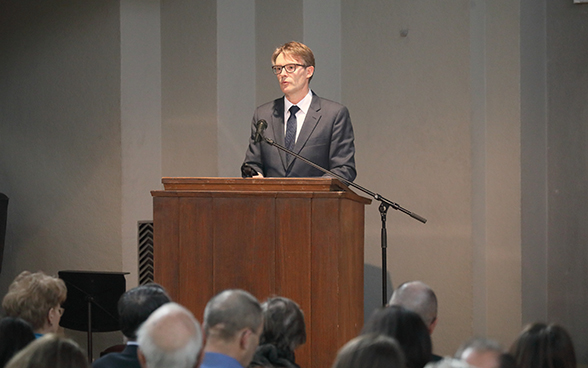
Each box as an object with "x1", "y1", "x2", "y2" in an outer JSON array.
[{"x1": 244, "y1": 93, "x2": 356, "y2": 182}]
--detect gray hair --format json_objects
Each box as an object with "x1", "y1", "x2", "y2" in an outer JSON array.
[
  {"x1": 454, "y1": 337, "x2": 503, "y2": 359},
  {"x1": 137, "y1": 302, "x2": 203, "y2": 368},
  {"x1": 389, "y1": 281, "x2": 437, "y2": 327},
  {"x1": 203, "y1": 289, "x2": 262, "y2": 341}
]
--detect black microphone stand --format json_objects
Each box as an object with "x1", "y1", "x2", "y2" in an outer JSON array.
[{"x1": 258, "y1": 135, "x2": 427, "y2": 307}]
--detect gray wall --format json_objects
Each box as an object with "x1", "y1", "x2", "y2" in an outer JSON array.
[
  {"x1": 1, "y1": 0, "x2": 587, "y2": 363},
  {"x1": 0, "y1": 0, "x2": 124, "y2": 354}
]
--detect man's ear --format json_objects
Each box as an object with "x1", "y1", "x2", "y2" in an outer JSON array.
[
  {"x1": 137, "y1": 347, "x2": 147, "y2": 368},
  {"x1": 239, "y1": 329, "x2": 250, "y2": 350},
  {"x1": 429, "y1": 317, "x2": 438, "y2": 335},
  {"x1": 306, "y1": 65, "x2": 314, "y2": 80}
]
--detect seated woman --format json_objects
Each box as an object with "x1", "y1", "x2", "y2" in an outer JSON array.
[
  {"x1": 249, "y1": 297, "x2": 306, "y2": 368},
  {"x1": 332, "y1": 334, "x2": 406, "y2": 368},
  {"x1": 509, "y1": 322, "x2": 576, "y2": 368},
  {"x1": 2, "y1": 271, "x2": 67, "y2": 337},
  {"x1": 0, "y1": 317, "x2": 36, "y2": 368},
  {"x1": 5, "y1": 334, "x2": 88, "y2": 368},
  {"x1": 362, "y1": 305, "x2": 432, "y2": 368}
]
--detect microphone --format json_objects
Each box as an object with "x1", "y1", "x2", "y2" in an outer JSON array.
[{"x1": 254, "y1": 119, "x2": 268, "y2": 143}]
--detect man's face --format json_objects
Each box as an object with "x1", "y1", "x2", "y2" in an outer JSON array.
[{"x1": 274, "y1": 52, "x2": 313, "y2": 101}]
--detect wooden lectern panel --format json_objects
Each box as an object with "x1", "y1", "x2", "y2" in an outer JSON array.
[{"x1": 152, "y1": 178, "x2": 370, "y2": 368}]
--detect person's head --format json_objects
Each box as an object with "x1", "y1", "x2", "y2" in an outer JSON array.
[
  {"x1": 2, "y1": 271, "x2": 67, "y2": 334},
  {"x1": 259, "y1": 296, "x2": 306, "y2": 353},
  {"x1": 455, "y1": 337, "x2": 503, "y2": 368},
  {"x1": 388, "y1": 281, "x2": 438, "y2": 334},
  {"x1": 497, "y1": 353, "x2": 517, "y2": 368},
  {"x1": 424, "y1": 357, "x2": 474, "y2": 368},
  {"x1": 5, "y1": 334, "x2": 88, "y2": 368},
  {"x1": 331, "y1": 334, "x2": 406, "y2": 368},
  {"x1": 271, "y1": 41, "x2": 315, "y2": 103},
  {"x1": 362, "y1": 306, "x2": 432, "y2": 368},
  {"x1": 0, "y1": 317, "x2": 36, "y2": 368},
  {"x1": 203, "y1": 289, "x2": 263, "y2": 367},
  {"x1": 509, "y1": 323, "x2": 576, "y2": 368},
  {"x1": 118, "y1": 283, "x2": 171, "y2": 340},
  {"x1": 137, "y1": 302, "x2": 203, "y2": 368}
]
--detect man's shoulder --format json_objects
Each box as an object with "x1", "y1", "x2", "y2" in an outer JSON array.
[
  {"x1": 201, "y1": 352, "x2": 243, "y2": 368},
  {"x1": 92, "y1": 346, "x2": 141, "y2": 368},
  {"x1": 256, "y1": 97, "x2": 283, "y2": 111},
  {"x1": 311, "y1": 94, "x2": 348, "y2": 114}
]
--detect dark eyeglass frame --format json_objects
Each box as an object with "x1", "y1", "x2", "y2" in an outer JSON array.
[{"x1": 272, "y1": 63, "x2": 307, "y2": 75}]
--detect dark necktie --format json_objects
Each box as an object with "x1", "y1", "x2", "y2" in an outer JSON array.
[{"x1": 285, "y1": 105, "x2": 300, "y2": 153}]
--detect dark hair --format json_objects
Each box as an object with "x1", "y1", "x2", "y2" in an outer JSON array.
[
  {"x1": 332, "y1": 334, "x2": 406, "y2": 368},
  {"x1": 249, "y1": 297, "x2": 306, "y2": 368},
  {"x1": 260, "y1": 297, "x2": 306, "y2": 352},
  {"x1": 118, "y1": 283, "x2": 171, "y2": 339},
  {"x1": 0, "y1": 317, "x2": 35, "y2": 368},
  {"x1": 498, "y1": 353, "x2": 518, "y2": 368},
  {"x1": 362, "y1": 306, "x2": 431, "y2": 368},
  {"x1": 204, "y1": 289, "x2": 262, "y2": 341},
  {"x1": 509, "y1": 323, "x2": 576, "y2": 368},
  {"x1": 5, "y1": 334, "x2": 88, "y2": 368}
]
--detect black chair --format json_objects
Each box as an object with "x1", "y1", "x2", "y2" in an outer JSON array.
[{"x1": 0, "y1": 193, "x2": 8, "y2": 273}]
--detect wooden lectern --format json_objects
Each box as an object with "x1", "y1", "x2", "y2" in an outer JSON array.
[{"x1": 151, "y1": 177, "x2": 371, "y2": 368}]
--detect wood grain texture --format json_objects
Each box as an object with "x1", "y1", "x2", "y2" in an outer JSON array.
[{"x1": 152, "y1": 178, "x2": 370, "y2": 368}]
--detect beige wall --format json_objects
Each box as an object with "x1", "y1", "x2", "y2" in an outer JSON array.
[{"x1": 1, "y1": 0, "x2": 587, "y2": 363}]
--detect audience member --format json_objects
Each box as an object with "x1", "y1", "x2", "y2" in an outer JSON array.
[
  {"x1": 0, "y1": 317, "x2": 36, "y2": 368},
  {"x1": 136, "y1": 302, "x2": 203, "y2": 368},
  {"x1": 362, "y1": 305, "x2": 432, "y2": 368},
  {"x1": 201, "y1": 289, "x2": 263, "y2": 368},
  {"x1": 249, "y1": 297, "x2": 306, "y2": 368},
  {"x1": 5, "y1": 334, "x2": 88, "y2": 368},
  {"x1": 389, "y1": 281, "x2": 441, "y2": 361},
  {"x1": 2, "y1": 271, "x2": 67, "y2": 337},
  {"x1": 331, "y1": 333, "x2": 406, "y2": 368},
  {"x1": 454, "y1": 337, "x2": 502, "y2": 368},
  {"x1": 497, "y1": 353, "x2": 517, "y2": 368},
  {"x1": 92, "y1": 283, "x2": 171, "y2": 368},
  {"x1": 424, "y1": 357, "x2": 473, "y2": 368},
  {"x1": 509, "y1": 322, "x2": 576, "y2": 368}
]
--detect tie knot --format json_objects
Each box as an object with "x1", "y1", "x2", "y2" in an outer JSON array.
[{"x1": 289, "y1": 105, "x2": 300, "y2": 115}]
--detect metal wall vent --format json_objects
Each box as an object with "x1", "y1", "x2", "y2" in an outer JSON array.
[{"x1": 138, "y1": 221, "x2": 154, "y2": 285}]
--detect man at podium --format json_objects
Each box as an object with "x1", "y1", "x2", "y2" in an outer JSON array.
[{"x1": 243, "y1": 41, "x2": 357, "y2": 182}]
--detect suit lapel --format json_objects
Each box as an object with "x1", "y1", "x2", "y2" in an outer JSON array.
[
  {"x1": 286, "y1": 94, "x2": 322, "y2": 171},
  {"x1": 269, "y1": 99, "x2": 289, "y2": 171}
]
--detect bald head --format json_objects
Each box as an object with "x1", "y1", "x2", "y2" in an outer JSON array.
[
  {"x1": 203, "y1": 289, "x2": 262, "y2": 340},
  {"x1": 388, "y1": 281, "x2": 437, "y2": 333},
  {"x1": 137, "y1": 302, "x2": 203, "y2": 368},
  {"x1": 203, "y1": 289, "x2": 263, "y2": 367},
  {"x1": 456, "y1": 338, "x2": 503, "y2": 368}
]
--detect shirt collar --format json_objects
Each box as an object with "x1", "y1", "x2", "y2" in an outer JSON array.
[{"x1": 284, "y1": 89, "x2": 313, "y2": 115}]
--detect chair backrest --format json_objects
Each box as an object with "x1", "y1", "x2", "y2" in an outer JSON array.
[{"x1": 0, "y1": 193, "x2": 8, "y2": 273}]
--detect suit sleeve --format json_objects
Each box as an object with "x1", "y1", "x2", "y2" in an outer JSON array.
[
  {"x1": 243, "y1": 113, "x2": 264, "y2": 176},
  {"x1": 326, "y1": 106, "x2": 357, "y2": 182}
]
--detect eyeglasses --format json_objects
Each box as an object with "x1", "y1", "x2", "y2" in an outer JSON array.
[
  {"x1": 52, "y1": 306, "x2": 64, "y2": 316},
  {"x1": 272, "y1": 64, "x2": 306, "y2": 75}
]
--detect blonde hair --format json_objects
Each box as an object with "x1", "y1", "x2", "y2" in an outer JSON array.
[
  {"x1": 5, "y1": 334, "x2": 88, "y2": 368},
  {"x1": 2, "y1": 271, "x2": 67, "y2": 331},
  {"x1": 271, "y1": 41, "x2": 315, "y2": 82}
]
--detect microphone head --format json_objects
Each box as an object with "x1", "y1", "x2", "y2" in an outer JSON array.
[{"x1": 254, "y1": 120, "x2": 268, "y2": 143}]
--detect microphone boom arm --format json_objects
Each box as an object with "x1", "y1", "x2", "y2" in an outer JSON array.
[{"x1": 262, "y1": 136, "x2": 426, "y2": 224}]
